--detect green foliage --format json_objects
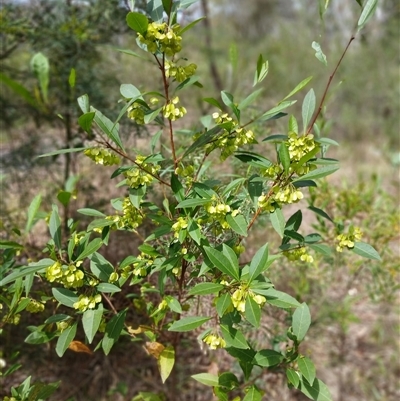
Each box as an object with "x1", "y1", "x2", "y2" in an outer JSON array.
[{"x1": 0, "y1": 1, "x2": 386, "y2": 400}]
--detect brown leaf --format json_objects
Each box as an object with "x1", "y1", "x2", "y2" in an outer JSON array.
[
  {"x1": 68, "y1": 340, "x2": 93, "y2": 355},
  {"x1": 144, "y1": 341, "x2": 165, "y2": 359}
]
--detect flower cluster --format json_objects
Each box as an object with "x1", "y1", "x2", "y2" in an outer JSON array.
[
  {"x1": 24, "y1": 298, "x2": 45, "y2": 313},
  {"x1": 165, "y1": 60, "x2": 197, "y2": 82},
  {"x1": 286, "y1": 132, "x2": 318, "y2": 162},
  {"x1": 283, "y1": 247, "x2": 314, "y2": 263},
  {"x1": 199, "y1": 196, "x2": 239, "y2": 231},
  {"x1": 163, "y1": 96, "x2": 187, "y2": 121},
  {"x1": 203, "y1": 333, "x2": 226, "y2": 350},
  {"x1": 138, "y1": 22, "x2": 182, "y2": 56},
  {"x1": 105, "y1": 198, "x2": 144, "y2": 231},
  {"x1": 336, "y1": 226, "x2": 362, "y2": 252},
  {"x1": 45, "y1": 261, "x2": 85, "y2": 288},
  {"x1": 84, "y1": 148, "x2": 120, "y2": 166},
  {"x1": 231, "y1": 286, "x2": 266, "y2": 313},
  {"x1": 73, "y1": 294, "x2": 102, "y2": 312},
  {"x1": 172, "y1": 216, "x2": 188, "y2": 238},
  {"x1": 121, "y1": 252, "x2": 156, "y2": 279},
  {"x1": 125, "y1": 155, "x2": 161, "y2": 188},
  {"x1": 175, "y1": 164, "x2": 195, "y2": 185},
  {"x1": 206, "y1": 113, "x2": 255, "y2": 160},
  {"x1": 56, "y1": 321, "x2": 69, "y2": 332},
  {"x1": 258, "y1": 183, "x2": 304, "y2": 213},
  {"x1": 127, "y1": 102, "x2": 146, "y2": 124},
  {"x1": 262, "y1": 164, "x2": 283, "y2": 179}
]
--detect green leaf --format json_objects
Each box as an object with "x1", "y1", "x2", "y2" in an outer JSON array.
[
  {"x1": 52, "y1": 288, "x2": 78, "y2": 308},
  {"x1": 357, "y1": 0, "x2": 378, "y2": 31},
  {"x1": 226, "y1": 213, "x2": 248, "y2": 236},
  {"x1": 0, "y1": 259, "x2": 53, "y2": 286},
  {"x1": 182, "y1": 124, "x2": 224, "y2": 159},
  {"x1": 298, "y1": 356, "x2": 316, "y2": 385},
  {"x1": 278, "y1": 142, "x2": 291, "y2": 173},
  {"x1": 286, "y1": 368, "x2": 300, "y2": 387},
  {"x1": 31, "y1": 52, "x2": 49, "y2": 103},
  {"x1": 126, "y1": 12, "x2": 149, "y2": 34},
  {"x1": 115, "y1": 48, "x2": 149, "y2": 60},
  {"x1": 216, "y1": 293, "x2": 233, "y2": 317},
  {"x1": 292, "y1": 303, "x2": 311, "y2": 341},
  {"x1": 248, "y1": 243, "x2": 269, "y2": 283},
  {"x1": 191, "y1": 373, "x2": 219, "y2": 387},
  {"x1": 289, "y1": 115, "x2": 299, "y2": 134},
  {"x1": 171, "y1": 174, "x2": 185, "y2": 202},
  {"x1": 219, "y1": 372, "x2": 239, "y2": 390},
  {"x1": 312, "y1": 42, "x2": 327, "y2": 66},
  {"x1": 352, "y1": 242, "x2": 381, "y2": 261},
  {"x1": 302, "y1": 89, "x2": 316, "y2": 133},
  {"x1": 45, "y1": 314, "x2": 70, "y2": 324},
  {"x1": 68, "y1": 68, "x2": 76, "y2": 88},
  {"x1": 299, "y1": 377, "x2": 333, "y2": 401},
  {"x1": 308, "y1": 206, "x2": 334, "y2": 223},
  {"x1": 259, "y1": 101, "x2": 296, "y2": 122},
  {"x1": 144, "y1": 107, "x2": 163, "y2": 124},
  {"x1": 120, "y1": 83, "x2": 141, "y2": 99},
  {"x1": 226, "y1": 347, "x2": 256, "y2": 363},
  {"x1": 77, "y1": 94, "x2": 89, "y2": 113},
  {"x1": 158, "y1": 346, "x2": 175, "y2": 383},
  {"x1": 49, "y1": 205, "x2": 61, "y2": 249},
  {"x1": 188, "y1": 218, "x2": 202, "y2": 245},
  {"x1": 285, "y1": 210, "x2": 302, "y2": 231},
  {"x1": 91, "y1": 107, "x2": 124, "y2": 150},
  {"x1": 220, "y1": 325, "x2": 249, "y2": 349},
  {"x1": 281, "y1": 76, "x2": 313, "y2": 103},
  {"x1": 0, "y1": 72, "x2": 37, "y2": 108},
  {"x1": 264, "y1": 289, "x2": 301, "y2": 308},
  {"x1": 168, "y1": 316, "x2": 211, "y2": 332},
  {"x1": 76, "y1": 238, "x2": 103, "y2": 262},
  {"x1": 239, "y1": 88, "x2": 264, "y2": 111},
  {"x1": 204, "y1": 246, "x2": 240, "y2": 281},
  {"x1": 176, "y1": 198, "x2": 210, "y2": 208},
  {"x1": 253, "y1": 54, "x2": 269, "y2": 86},
  {"x1": 270, "y1": 209, "x2": 285, "y2": 238},
  {"x1": 82, "y1": 304, "x2": 103, "y2": 344},
  {"x1": 102, "y1": 309, "x2": 127, "y2": 355},
  {"x1": 90, "y1": 253, "x2": 114, "y2": 281},
  {"x1": 77, "y1": 208, "x2": 106, "y2": 217},
  {"x1": 245, "y1": 296, "x2": 261, "y2": 328},
  {"x1": 179, "y1": 17, "x2": 205, "y2": 35},
  {"x1": 189, "y1": 283, "x2": 224, "y2": 296},
  {"x1": 243, "y1": 385, "x2": 262, "y2": 401},
  {"x1": 37, "y1": 147, "x2": 86, "y2": 158},
  {"x1": 175, "y1": 75, "x2": 202, "y2": 92},
  {"x1": 97, "y1": 283, "x2": 121, "y2": 293},
  {"x1": 293, "y1": 165, "x2": 339, "y2": 182},
  {"x1": 78, "y1": 112, "x2": 96, "y2": 133},
  {"x1": 309, "y1": 243, "x2": 332, "y2": 256},
  {"x1": 253, "y1": 349, "x2": 283, "y2": 367},
  {"x1": 25, "y1": 194, "x2": 42, "y2": 233},
  {"x1": 162, "y1": 0, "x2": 173, "y2": 14},
  {"x1": 56, "y1": 323, "x2": 77, "y2": 357}
]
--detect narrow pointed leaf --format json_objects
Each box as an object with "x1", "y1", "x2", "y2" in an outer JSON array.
[
  {"x1": 270, "y1": 209, "x2": 285, "y2": 238},
  {"x1": 204, "y1": 246, "x2": 239, "y2": 280},
  {"x1": 281, "y1": 76, "x2": 313, "y2": 103},
  {"x1": 56, "y1": 323, "x2": 77, "y2": 357},
  {"x1": 357, "y1": 0, "x2": 378, "y2": 31},
  {"x1": 292, "y1": 303, "x2": 311, "y2": 341},
  {"x1": 168, "y1": 316, "x2": 211, "y2": 332},
  {"x1": 248, "y1": 243, "x2": 269, "y2": 283},
  {"x1": 299, "y1": 377, "x2": 333, "y2": 401},
  {"x1": 245, "y1": 296, "x2": 261, "y2": 328},
  {"x1": 226, "y1": 213, "x2": 248, "y2": 236},
  {"x1": 298, "y1": 356, "x2": 316, "y2": 385},
  {"x1": 82, "y1": 304, "x2": 103, "y2": 344},
  {"x1": 25, "y1": 195, "x2": 42, "y2": 233},
  {"x1": 302, "y1": 89, "x2": 316, "y2": 133},
  {"x1": 352, "y1": 242, "x2": 381, "y2": 261},
  {"x1": 253, "y1": 349, "x2": 283, "y2": 367},
  {"x1": 102, "y1": 309, "x2": 127, "y2": 355},
  {"x1": 158, "y1": 346, "x2": 175, "y2": 383}
]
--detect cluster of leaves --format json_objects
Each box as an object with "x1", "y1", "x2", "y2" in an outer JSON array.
[{"x1": 0, "y1": 0, "x2": 380, "y2": 400}]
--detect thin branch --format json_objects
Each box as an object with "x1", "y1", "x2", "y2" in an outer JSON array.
[{"x1": 306, "y1": 35, "x2": 356, "y2": 134}]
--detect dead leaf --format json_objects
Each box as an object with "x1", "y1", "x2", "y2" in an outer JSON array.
[{"x1": 68, "y1": 340, "x2": 93, "y2": 355}]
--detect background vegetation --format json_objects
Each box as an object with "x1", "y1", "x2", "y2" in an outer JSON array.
[{"x1": 0, "y1": 0, "x2": 399, "y2": 400}]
